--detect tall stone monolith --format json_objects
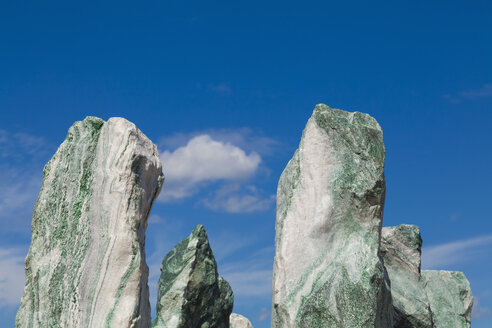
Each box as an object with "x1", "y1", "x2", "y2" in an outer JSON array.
[
  {"x1": 272, "y1": 104, "x2": 390, "y2": 327},
  {"x1": 16, "y1": 116, "x2": 164, "y2": 328}
]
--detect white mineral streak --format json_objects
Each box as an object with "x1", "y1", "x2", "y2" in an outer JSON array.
[
  {"x1": 16, "y1": 117, "x2": 163, "y2": 328},
  {"x1": 230, "y1": 313, "x2": 254, "y2": 328},
  {"x1": 272, "y1": 117, "x2": 336, "y2": 324}
]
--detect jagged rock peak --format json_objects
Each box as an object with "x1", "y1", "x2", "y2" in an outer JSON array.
[
  {"x1": 272, "y1": 104, "x2": 390, "y2": 327},
  {"x1": 16, "y1": 116, "x2": 164, "y2": 328},
  {"x1": 153, "y1": 224, "x2": 233, "y2": 328},
  {"x1": 230, "y1": 313, "x2": 253, "y2": 328}
]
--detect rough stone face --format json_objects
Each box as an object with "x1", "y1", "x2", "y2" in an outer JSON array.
[
  {"x1": 381, "y1": 225, "x2": 433, "y2": 327},
  {"x1": 230, "y1": 313, "x2": 254, "y2": 328},
  {"x1": 272, "y1": 104, "x2": 389, "y2": 327},
  {"x1": 381, "y1": 225, "x2": 473, "y2": 328},
  {"x1": 153, "y1": 224, "x2": 233, "y2": 328},
  {"x1": 422, "y1": 270, "x2": 473, "y2": 328},
  {"x1": 15, "y1": 117, "x2": 164, "y2": 328}
]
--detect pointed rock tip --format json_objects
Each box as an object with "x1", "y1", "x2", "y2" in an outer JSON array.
[
  {"x1": 70, "y1": 116, "x2": 105, "y2": 129},
  {"x1": 191, "y1": 224, "x2": 208, "y2": 239},
  {"x1": 78, "y1": 116, "x2": 139, "y2": 130},
  {"x1": 107, "y1": 116, "x2": 136, "y2": 126}
]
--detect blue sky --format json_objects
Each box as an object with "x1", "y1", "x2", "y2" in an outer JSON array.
[{"x1": 1, "y1": 1, "x2": 491, "y2": 327}]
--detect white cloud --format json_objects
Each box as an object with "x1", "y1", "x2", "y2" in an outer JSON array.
[
  {"x1": 159, "y1": 134, "x2": 261, "y2": 201},
  {"x1": 0, "y1": 247, "x2": 27, "y2": 307},
  {"x1": 421, "y1": 234, "x2": 492, "y2": 269},
  {"x1": 159, "y1": 128, "x2": 279, "y2": 157},
  {"x1": 202, "y1": 184, "x2": 275, "y2": 213}
]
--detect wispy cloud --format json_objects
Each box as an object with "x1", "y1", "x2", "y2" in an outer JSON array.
[
  {"x1": 0, "y1": 247, "x2": 27, "y2": 308},
  {"x1": 208, "y1": 230, "x2": 254, "y2": 262},
  {"x1": 0, "y1": 129, "x2": 51, "y2": 234},
  {"x1": 202, "y1": 184, "x2": 275, "y2": 213},
  {"x1": 473, "y1": 297, "x2": 491, "y2": 320},
  {"x1": 258, "y1": 307, "x2": 270, "y2": 321},
  {"x1": 159, "y1": 134, "x2": 261, "y2": 201},
  {"x1": 220, "y1": 248, "x2": 274, "y2": 298},
  {"x1": 147, "y1": 214, "x2": 165, "y2": 224},
  {"x1": 222, "y1": 265, "x2": 272, "y2": 297},
  {"x1": 0, "y1": 167, "x2": 42, "y2": 233},
  {"x1": 0, "y1": 129, "x2": 50, "y2": 160},
  {"x1": 207, "y1": 82, "x2": 232, "y2": 96},
  {"x1": 421, "y1": 234, "x2": 492, "y2": 269},
  {"x1": 444, "y1": 83, "x2": 492, "y2": 103}
]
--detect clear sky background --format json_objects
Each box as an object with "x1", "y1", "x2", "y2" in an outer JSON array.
[{"x1": 1, "y1": 1, "x2": 491, "y2": 327}]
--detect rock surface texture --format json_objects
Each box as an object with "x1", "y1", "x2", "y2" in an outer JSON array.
[
  {"x1": 382, "y1": 225, "x2": 473, "y2": 328},
  {"x1": 423, "y1": 271, "x2": 473, "y2": 327},
  {"x1": 15, "y1": 117, "x2": 164, "y2": 328},
  {"x1": 381, "y1": 225, "x2": 433, "y2": 327},
  {"x1": 272, "y1": 104, "x2": 388, "y2": 327},
  {"x1": 229, "y1": 313, "x2": 254, "y2": 328},
  {"x1": 153, "y1": 224, "x2": 233, "y2": 328}
]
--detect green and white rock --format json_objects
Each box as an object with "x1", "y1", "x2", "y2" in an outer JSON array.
[
  {"x1": 381, "y1": 225, "x2": 474, "y2": 328},
  {"x1": 230, "y1": 313, "x2": 253, "y2": 328},
  {"x1": 153, "y1": 225, "x2": 233, "y2": 328},
  {"x1": 422, "y1": 270, "x2": 473, "y2": 328},
  {"x1": 16, "y1": 117, "x2": 164, "y2": 328},
  {"x1": 381, "y1": 225, "x2": 433, "y2": 328},
  {"x1": 272, "y1": 104, "x2": 389, "y2": 327}
]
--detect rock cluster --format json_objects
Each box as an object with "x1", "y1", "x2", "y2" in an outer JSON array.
[
  {"x1": 16, "y1": 108, "x2": 473, "y2": 328},
  {"x1": 380, "y1": 224, "x2": 472, "y2": 327},
  {"x1": 15, "y1": 116, "x2": 246, "y2": 328},
  {"x1": 272, "y1": 104, "x2": 473, "y2": 328}
]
